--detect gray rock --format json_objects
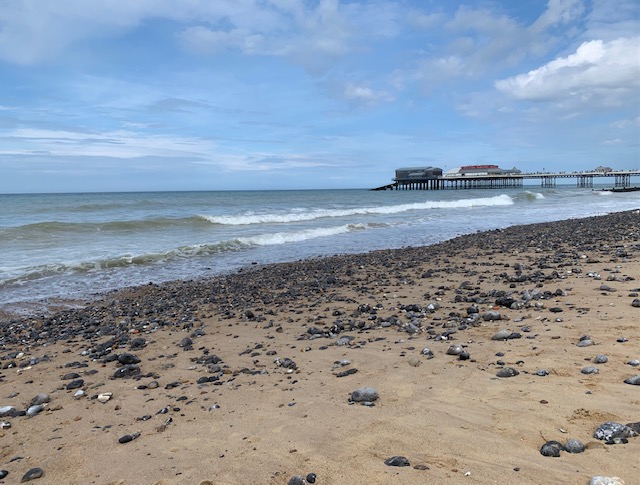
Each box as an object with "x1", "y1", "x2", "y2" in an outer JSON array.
[
  {"x1": 30, "y1": 394, "x2": 50, "y2": 406},
  {"x1": 534, "y1": 369, "x2": 550, "y2": 376},
  {"x1": 421, "y1": 347, "x2": 434, "y2": 359},
  {"x1": 632, "y1": 298, "x2": 640, "y2": 308},
  {"x1": 624, "y1": 375, "x2": 640, "y2": 385},
  {"x1": 482, "y1": 311, "x2": 501, "y2": 321},
  {"x1": 350, "y1": 387, "x2": 379, "y2": 402},
  {"x1": 26, "y1": 404, "x2": 44, "y2": 417},
  {"x1": 20, "y1": 467, "x2": 44, "y2": 482},
  {"x1": 446, "y1": 344, "x2": 463, "y2": 356},
  {"x1": 540, "y1": 441, "x2": 564, "y2": 457},
  {"x1": 627, "y1": 359, "x2": 640, "y2": 367},
  {"x1": 576, "y1": 339, "x2": 594, "y2": 347},
  {"x1": 590, "y1": 477, "x2": 625, "y2": 485},
  {"x1": 581, "y1": 366, "x2": 600, "y2": 375},
  {"x1": 384, "y1": 456, "x2": 410, "y2": 467},
  {"x1": 287, "y1": 476, "x2": 306, "y2": 485},
  {"x1": 593, "y1": 355, "x2": 608, "y2": 364},
  {"x1": 593, "y1": 421, "x2": 637, "y2": 441},
  {"x1": 496, "y1": 367, "x2": 519, "y2": 378},
  {"x1": 0, "y1": 406, "x2": 17, "y2": 418},
  {"x1": 491, "y1": 330, "x2": 512, "y2": 340},
  {"x1": 564, "y1": 438, "x2": 585, "y2": 453}
]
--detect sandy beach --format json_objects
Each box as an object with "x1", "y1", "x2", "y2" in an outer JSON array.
[{"x1": 0, "y1": 210, "x2": 639, "y2": 485}]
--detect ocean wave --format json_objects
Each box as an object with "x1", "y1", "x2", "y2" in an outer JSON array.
[
  {"x1": 0, "y1": 216, "x2": 209, "y2": 241},
  {"x1": 200, "y1": 195, "x2": 514, "y2": 226},
  {"x1": 0, "y1": 223, "x2": 373, "y2": 287},
  {"x1": 523, "y1": 191, "x2": 546, "y2": 200}
]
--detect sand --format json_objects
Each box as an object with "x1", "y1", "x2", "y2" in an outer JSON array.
[{"x1": 0, "y1": 210, "x2": 639, "y2": 485}]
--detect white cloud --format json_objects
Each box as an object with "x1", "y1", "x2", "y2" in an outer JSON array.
[
  {"x1": 495, "y1": 37, "x2": 640, "y2": 104},
  {"x1": 343, "y1": 83, "x2": 394, "y2": 106}
]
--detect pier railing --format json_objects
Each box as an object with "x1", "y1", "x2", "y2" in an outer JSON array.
[{"x1": 372, "y1": 170, "x2": 640, "y2": 191}]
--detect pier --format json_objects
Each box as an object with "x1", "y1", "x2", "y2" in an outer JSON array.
[{"x1": 372, "y1": 167, "x2": 640, "y2": 191}]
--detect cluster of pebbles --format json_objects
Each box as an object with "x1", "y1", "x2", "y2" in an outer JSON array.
[{"x1": 0, "y1": 210, "x2": 638, "y2": 483}]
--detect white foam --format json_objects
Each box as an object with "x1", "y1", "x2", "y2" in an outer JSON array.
[
  {"x1": 200, "y1": 195, "x2": 514, "y2": 226},
  {"x1": 237, "y1": 224, "x2": 363, "y2": 246}
]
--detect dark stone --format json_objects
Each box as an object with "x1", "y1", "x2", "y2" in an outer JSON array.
[
  {"x1": 306, "y1": 473, "x2": 317, "y2": 483},
  {"x1": 496, "y1": 367, "x2": 519, "y2": 378},
  {"x1": 287, "y1": 476, "x2": 306, "y2": 485},
  {"x1": 0, "y1": 470, "x2": 7, "y2": 479},
  {"x1": 113, "y1": 364, "x2": 141, "y2": 379},
  {"x1": 117, "y1": 353, "x2": 141, "y2": 365},
  {"x1": 384, "y1": 456, "x2": 410, "y2": 467},
  {"x1": 61, "y1": 372, "x2": 81, "y2": 380},
  {"x1": 624, "y1": 375, "x2": 640, "y2": 385},
  {"x1": 350, "y1": 387, "x2": 379, "y2": 402},
  {"x1": 335, "y1": 368, "x2": 358, "y2": 377},
  {"x1": 130, "y1": 337, "x2": 146, "y2": 349},
  {"x1": 66, "y1": 379, "x2": 84, "y2": 390},
  {"x1": 540, "y1": 441, "x2": 564, "y2": 457},
  {"x1": 21, "y1": 467, "x2": 44, "y2": 482},
  {"x1": 564, "y1": 438, "x2": 585, "y2": 453}
]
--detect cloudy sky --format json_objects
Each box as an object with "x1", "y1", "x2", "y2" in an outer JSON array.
[{"x1": 0, "y1": 0, "x2": 638, "y2": 193}]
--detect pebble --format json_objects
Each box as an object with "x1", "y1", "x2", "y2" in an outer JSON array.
[
  {"x1": 118, "y1": 432, "x2": 140, "y2": 444},
  {"x1": 576, "y1": 339, "x2": 594, "y2": 347},
  {"x1": 590, "y1": 477, "x2": 625, "y2": 485},
  {"x1": 306, "y1": 473, "x2": 317, "y2": 483},
  {"x1": 491, "y1": 330, "x2": 511, "y2": 341},
  {"x1": 593, "y1": 355, "x2": 608, "y2": 364},
  {"x1": 496, "y1": 367, "x2": 519, "y2": 378},
  {"x1": 20, "y1": 467, "x2": 44, "y2": 482},
  {"x1": 66, "y1": 379, "x2": 84, "y2": 390},
  {"x1": 97, "y1": 392, "x2": 113, "y2": 403},
  {"x1": 482, "y1": 311, "x2": 501, "y2": 321},
  {"x1": 421, "y1": 347, "x2": 434, "y2": 358},
  {"x1": 623, "y1": 375, "x2": 640, "y2": 385},
  {"x1": 350, "y1": 387, "x2": 379, "y2": 403},
  {"x1": 534, "y1": 369, "x2": 549, "y2": 376},
  {"x1": 0, "y1": 470, "x2": 7, "y2": 479},
  {"x1": 30, "y1": 394, "x2": 50, "y2": 406},
  {"x1": 593, "y1": 422, "x2": 637, "y2": 441},
  {"x1": 627, "y1": 360, "x2": 640, "y2": 367},
  {"x1": 446, "y1": 344, "x2": 464, "y2": 356},
  {"x1": 287, "y1": 476, "x2": 305, "y2": 485},
  {"x1": 564, "y1": 438, "x2": 585, "y2": 453},
  {"x1": 408, "y1": 357, "x2": 421, "y2": 367},
  {"x1": 581, "y1": 366, "x2": 600, "y2": 375},
  {"x1": 632, "y1": 299, "x2": 640, "y2": 308},
  {"x1": 0, "y1": 406, "x2": 17, "y2": 417},
  {"x1": 384, "y1": 456, "x2": 410, "y2": 467},
  {"x1": 540, "y1": 441, "x2": 564, "y2": 457},
  {"x1": 26, "y1": 404, "x2": 44, "y2": 417}
]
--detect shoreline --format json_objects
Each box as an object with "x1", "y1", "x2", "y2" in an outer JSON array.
[{"x1": 0, "y1": 210, "x2": 638, "y2": 484}]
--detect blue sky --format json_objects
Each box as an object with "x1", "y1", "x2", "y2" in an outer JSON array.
[{"x1": 0, "y1": 0, "x2": 638, "y2": 193}]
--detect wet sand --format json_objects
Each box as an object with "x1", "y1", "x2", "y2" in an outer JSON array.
[{"x1": 0, "y1": 210, "x2": 639, "y2": 484}]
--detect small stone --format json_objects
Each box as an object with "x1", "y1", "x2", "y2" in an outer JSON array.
[
  {"x1": 590, "y1": 477, "x2": 625, "y2": 485},
  {"x1": 446, "y1": 344, "x2": 463, "y2": 356},
  {"x1": 482, "y1": 311, "x2": 501, "y2": 321},
  {"x1": 66, "y1": 379, "x2": 84, "y2": 390},
  {"x1": 581, "y1": 367, "x2": 600, "y2": 375},
  {"x1": 421, "y1": 347, "x2": 434, "y2": 358},
  {"x1": 627, "y1": 360, "x2": 640, "y2": 367},
  {"x1": 564, "y1": 438, "x2": 585, "y2": 453},
  {"x1": 117, "y1": 353, "x2": 141, "y2": 365},
  {"x1": 350, "y1": 387, "x2": 378, "y2": 402},
  {"x1": 287, "y1": 476, "x2": 305, "y2": 485},
  {"x1": 384, "y1": 456, "x2": 410, "y2": 467},
  {"x1": 97, "y1": 392, "x2": 113, "y2": 403},
  {"x1": 408, "y1": 357, "x2": 421, "y2": 367},
  {"x1": 113, "y1": 364, "x2": 140, "y2": 379},
  {"x1": 458, "y1": 351, "x2": 470, "y2": 361},
  {"x1": 26, "y1": 404, "x2": 44, "y2": 417},
  {"x1": 624, "y1": 375, "x2": 640, "y2": 385},
  {"x1": 496, "y1": 367, "x2": 519, "y2": 378},
  {"x1": 0, "y1": 470, "x2": 7, "y2": 479},
  {"x1": 30, "y1": 394, "x2": 50, "y2": 406},
  {"x1": 549, "y1": 307, "x2": 563, "y2": 313},
  {"x1": 576, "y1": 339, "x2": 594, "y2": 347},
  {"x1": 492, "y1": 330, "x2": 512, "y2": 340},
  {"x1": 118, "y1": 432, "x2": 140, "y2": 444},
  {"x1": 0, "y1": 406, "x2": 18, "y2": 417},
  {"x1": 534, "y1": 369, "x2": 549, "y2": 376},
  {"x1": 540, "y1": 441, "x2": 564, "y2": 457},
  {"x1": 306, "y1": 473, "x2": 317, "y2": 483},
  {"x1": 593, "y1": 421, "x2": 637, "y2": 441},
  {"x1": 593, "y1": 355, "x2": 608, "y2": 364},
  {"x1": 632, "y1": 299, "x2": 640, "y2": 308},
  {"x1": 21, "y1": 467, "x2": 44, "y2": 482}
]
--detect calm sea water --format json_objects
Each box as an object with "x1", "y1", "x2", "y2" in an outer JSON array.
[{"x1": 1, "y1": 186, "x2": 639, "y2": 312}]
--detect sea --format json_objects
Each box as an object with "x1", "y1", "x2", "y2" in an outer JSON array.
[{"x1": 1, "y1": 186, "x2": 639, "y2": 314}]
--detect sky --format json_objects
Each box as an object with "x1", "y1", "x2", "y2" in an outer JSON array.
[{"x1": 0, "y1": 0, "x2": 639, "y2": 193}]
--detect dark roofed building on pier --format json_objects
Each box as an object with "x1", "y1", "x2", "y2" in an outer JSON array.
[{"x1": 392, "y1": 166, "x2": 443, "y2": 190}]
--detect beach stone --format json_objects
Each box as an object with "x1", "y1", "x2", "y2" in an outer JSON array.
[
  {"x1": 0, "y1": 470, "x2": 7, "y2": 479},
  {"x1": 26, "y1": 404, "x2": 44, "y2": 417},
  {"x1": 534, "y1": 369, "x2": 550, "y2": 376},
  {"x1": 421, "y1": 347, "x2": 434, "y2": 359},
  {"x1": 446, "y1": 344, "x2": 464, "y2": 356},
  {"x1": 306, "y1": 473, "x2": 317, "y2": 483},
  {"x1": 632, "y1": 299, "x2": 640, "y2": 308},
  {"x1": 130, "y1": 337, "x2": 146, "y2": 349},
  {"x1": 21, "y1": 467, "x2": 44, "y2": 482},
  {"x1": 590, "y1": 477, "x2": 625, "y2": 485},
  {"x1": 0, "y1": 406, "x2": 18, "y2": 417},
  {"x1": 581, "y1": 366, "x2": 600, "y2": 375},
  {"x1": 593, "y1": 355, "x2": 608, "y2": 364},
  {"x1": 384, "y1": 456, "x2": 410, "y2": 467},
  {"x1": 118, "y1": 432, "x2": 140, "y2": 444},
  {"x1": 593, "y1": 422, "x2": 637, "y2": 441},
  {"x1": 624, "y1": 375, "x2": 640, "y2": 385},
  {"x1": 97, "y1": 392, "x2": 112, "y2": 403},
  {"x1": 627, "y1": 360, "x2": 640, "y2": 367},
  {"x1": 458, "y1": 351, "x2": 470, "y2": 361},
  {"x1": 564, "y1": 438, "x2": 585, "y2": 453},
  {"x1": 350, "y1": 387, "x2": 379, "y2": 402},
  {"x1": 576, "y1": 339, "x2": 594, "y2": 347},
  {"x1": 482, "y1": 311, "x2": 501, "y2": 321},
  {"x1": 496, "y1": 367, "x2": 519, "y2": 378},
  {"x1": 540, "y1": 441, "x2": 564, "y2": 457},
  {"x1": 61, "y1": 372, "x2": 80, "y2": 380},
  {"x1": 117, "y1": 353, "x2": 141, "y2": 365},
  {"x1": 113, "y1": 364, "x2": 140, "y2": 379},
  {"x1": 66, "y1": 379, "x2": 84, "y2": 390},
  {"x1": 30, "y1": 394, "x2": 50, "y2": 406},
  {"x1": 492, "y1": 330, "x2": 512, "y2": 340},
  {"x1": 287, "y1": 476, "x2": 306, "y2": 485}
]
